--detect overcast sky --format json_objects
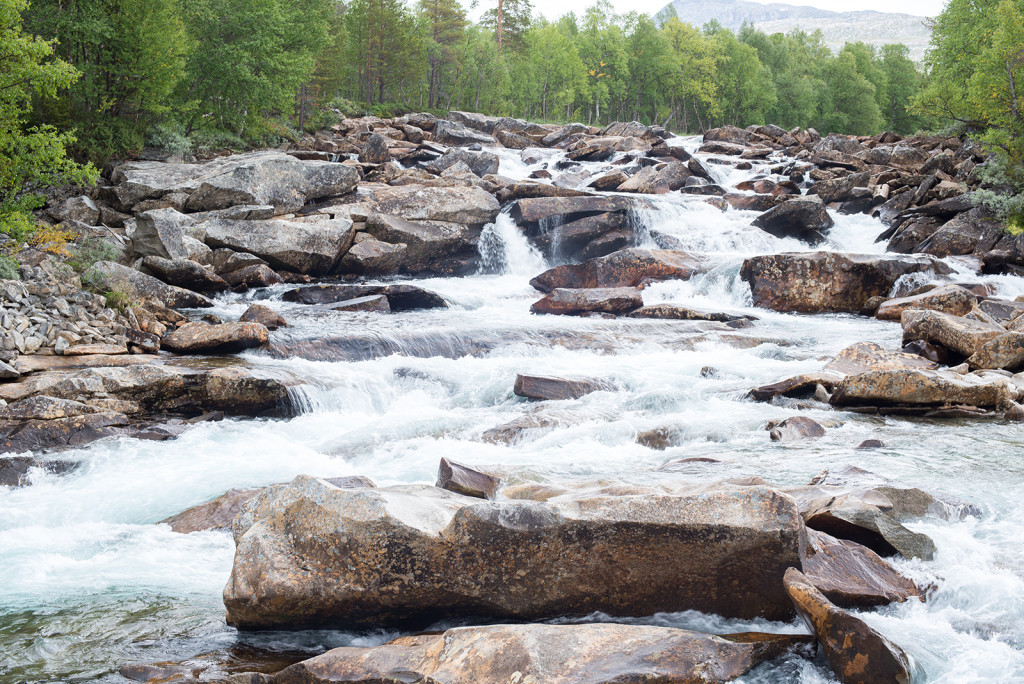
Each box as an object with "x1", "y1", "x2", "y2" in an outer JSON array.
[{"x1": 477, "y1": 0, "x2": 948, "y2": 22}]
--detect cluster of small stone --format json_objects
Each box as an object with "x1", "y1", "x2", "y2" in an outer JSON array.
[{"x1": 1, "y1": 267, "x2": 127, "y2": 356}]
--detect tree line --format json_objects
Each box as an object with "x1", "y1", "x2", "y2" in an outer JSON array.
[{"x1": 2, "y1": 0, "x2": 1022, "y2": 242}]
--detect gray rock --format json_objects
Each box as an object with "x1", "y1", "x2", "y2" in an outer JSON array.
[
  {"x1": 203, "y1": 217, "x2": 354, "y2": 275},
  {"x1": 47, "y1": 195, "x2": 100, "y2": 225},
  {"x1": 84, "y1": 261, "x2": 213, "y2": 309},
  {"x1": 423, "y1": 149, "x2": 500, "y2": 177},
  {"x1": 130, "y1": 208, "x2": 196, "y2": 260},
  {"x1": 141, "y1": 257, "x2": 228, "y2": 292},
  {"x1": 357, "y1": 133, "x2": 390, "y2": 164}
]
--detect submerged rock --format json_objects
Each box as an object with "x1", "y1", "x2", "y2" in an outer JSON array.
[
  {"x1": 513, "y1": 374, "x2": 614, "y2": 401},
  {"x1": 785, "y1": 568, "x2": 911, "y2": 684},
  {"x1": 249, "y1": 623, "x2": 813, "y2": 684},
  {"x1": 769, "y1": 416, "x2": 826, "y2": 442},
  {"x1": 223, "y1": 477, "x2": 806, "y2": 629}
]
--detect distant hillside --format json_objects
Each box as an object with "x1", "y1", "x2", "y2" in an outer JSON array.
[{"x1": 658, "y1": 0, "x2": 932, "y2": 60}]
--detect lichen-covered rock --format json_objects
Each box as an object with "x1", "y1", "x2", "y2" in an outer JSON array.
[
  {"x1": 740, "y1": 252, "x2": 953, "y2": 314},
  {"x1": 141, "y1": 256, "x2": 228, "y2": 293},
  {"x1": 900, "y1": 309, "x2": 1006, "y2": 357},
  {"x1": 203, "y1": 217, "x2": 354, "y2": 276},
  {"x1": 784, "y1": 568, "x2": 911, "y2": 684},
  {"x1": 875, "y1": 285, "x2": 977, "y2": 321},
  {"x1": 823, "y1": 342, "x2": 938, "y2": 376},
  {"x1": 85, "y1": 261, "x2": 213, "y2": 309},
  {"x1": 250, "y1": 623, "x2": 813, "y2": 684},
  {"x1": 830, "y1": 368, "x2": 1015, "y2": 411},
  {"x1": 162, "y1": 322, "x2": 269, "y2": 355},
  {"x1": 223, "y1": 477, "x2": 807, "y2": 629},
  {"x1": 358, "y1": 184, "x2": 500, "y2": 225},
  {"x1": 965, "y1": 332, "x2": 1024, "y2": 371}
]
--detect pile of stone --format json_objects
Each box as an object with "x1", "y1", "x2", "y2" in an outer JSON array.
[{"x1": 122, "y1": 458, "x2": 950, "y2": 683}]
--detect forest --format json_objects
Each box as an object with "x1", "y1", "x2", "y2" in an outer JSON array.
[{"x1": 2, "y1": 0, "x2": 1023, "y2": 233}]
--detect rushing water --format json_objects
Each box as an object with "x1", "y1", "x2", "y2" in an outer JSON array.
[{"x1": 3, "y1": 139, "x2": 1024, "y2": 684}]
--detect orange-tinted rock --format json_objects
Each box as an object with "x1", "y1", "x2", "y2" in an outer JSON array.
[
  {"x1": 162, "y1": 321, "x2": 269, "y2": 354},
  {"x1": 784, "y1": 568, "x2": 911, "y2": 684},
  {"x1": 823, "y1": 342, "x2": 938, "y2": 376},
  {"x1": 240, "y1": 304, "x2": 287, "y2": 330},
  {"x1": 900, "y1": 309, "x2": 1005, "y2": 357},
  {"x1": 966, "y1": 332, "x2": 1024, "y2": 371},
  {"x1": 513, "y1": 374, "x2": 614, "y2": 400},
  {"x1": 530, "y1": 248, "x2": 706, "y2": 292},
  {"x1": 223, "y1": 478, "x2": 806, "y2": 629},
  {"x1": 256, "y1": 623, "x2": 814, "y2": 684},
  {"x1": 436, "y1": 458, "x2": 500, "y2": 499}
]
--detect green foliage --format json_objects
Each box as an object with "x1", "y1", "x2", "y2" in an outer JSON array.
[
  {"x1": 146, "y1": 123, "x2": 193, "y2": 157},
  {"x1": 65, "y1": 235, "x2": 121, "y2": 274},
  {"x1": 1, "y1": 0, "x2": 96, "y2": 256},
  {"x1": 103, "y1": 289, "x2": 132, "y2": 312}
]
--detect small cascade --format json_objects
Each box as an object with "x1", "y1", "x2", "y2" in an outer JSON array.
[{"x1": 478, "y1": 212, "x2": 548, "y2": 277}]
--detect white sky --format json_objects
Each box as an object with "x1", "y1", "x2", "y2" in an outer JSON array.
[{"x1": 468, "y1": 0, "x2": 948, "y2": 22}]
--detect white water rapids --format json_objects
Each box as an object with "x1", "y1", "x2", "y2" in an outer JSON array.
[{"x1": 3, "y1": 139, "x2": 1024, "y2": 683}]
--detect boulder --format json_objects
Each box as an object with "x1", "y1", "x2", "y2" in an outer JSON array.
[
  {"x1": 283, "y1": 284, "x2": 448, "y2": 311},
  {"x1": 84, "y1": 261, "x2": 213, "y2": 309},
  {"x1": 823, "y1": 342, "x2": 938, "y2": 376},
  {"x1": 740, "y1": 252, "x2": 953, "y2": 314},
  {"x1": 541, "y1": 122, "x2": 590, "y2": 146},
  {"x1": 423, "y1": 149, "x2": 500, "y2": 177},
  {"x1": 141, "y1": 256, "x2": 228, "y2": 293},
  {"x1": 130, "y1": 209, "x2": 195, "y2": 260},
  {"x1": 161, "y1": 322, "x2": 269, "y2": 355},
  {"x1": 363, "y1": 212, "x2": 478, "y2": 274},
  {"x1": 915, "y1": 207, "x2": 1004, "y2": 257},
  {"x1": 48, "y1": 195, "x2": 100, "y2": 225},
  {"x1": 360, "y1": 185, "x2": 500, "y2": 225},
  {"x1": 801, "y1": 529, "x2": 920, "y2": 608},
  {"x1": 966, "y1": 332, "x2": 1024, "y2": 371},
  {"x1": 785, "y1": 568, "x2": 911, "y2": 684},
  {"x1": 495, "y1": 129, "x2": 533, "y2": 149},
  {"x1": 830, "y1": 368, "x2": 1015, "y2": 412},
  {"x1": 112, "y1": 152, "x2": 358, "y2": 213},
  {"x1": 445, "y1": 111, "x2": 500, "y2": 133},
  {"x1": 0, "y1": 363, "x2": 288, "y2": 416},
  {"x1": 0, "y1": 410, "x2": 129, "y2": 454},
  {"x1": 513, "y1": 374, "x2": 614, "y2": 400},
  {"x1": 436, "y1": 458, "x2": 500, "y2": 500},
  {"x1": 752, "y1": 195, "x2": 835, "y2": 244},
  {"x1": 531, "y1": 249, "x2": 706, "y2": 292},
  {"x1": 203, "y1": 217, "x2": 355, "y2": 275},
  {"x1": 875, "y1": 284, "x2": 977, "y2": 321},
  {"x1": 223, "y1": 477, "x2": 807, "y2": 628},
  {"x1": 250, "y1": 623, "x2": 813, "y2": 684},
  {"x1": 0, "y1": 455, "x2": 77, "y2": 486},
  {"x1": 224, "y1": 264, "x2": 283, "y2": 289},
  {"x1": 769, "y1": 416, "x2": 826, "y2": 442},
  {"x1": 808, "y1": 171, "x2": 871, "y2": 204},
  {"x1": 900, "y1": 309, "x2": 1005, "y2": 357},
  {"x1": 357, "y1": 133, "x2": 390, "y2": 164},
  {"x1": 337, "y1": 236, "x2": 406, "y2": 276},
  {"x1": 240, "y1": 304, "x2": 287, "y2": 330},
  {"x1": 531, "y1": 287, "x2": 643, "y2": 316},
  {"x1": 628, "y1": 304, "x2": 754, "y2": 324},
  {"x1": 433, "y1": 119, "x2": 495, "y2": 146}
]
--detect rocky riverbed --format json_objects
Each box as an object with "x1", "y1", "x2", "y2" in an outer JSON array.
[{"x1": 2, "y1": 111, "x2": 1024, "y2": 683}]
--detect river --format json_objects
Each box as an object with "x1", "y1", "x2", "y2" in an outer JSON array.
[{"x1": 2, "y1": 138, "x2": 1024, "y2": 683}]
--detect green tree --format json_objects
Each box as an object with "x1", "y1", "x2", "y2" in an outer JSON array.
[
  {"x1": 1, "y1": 0, "x2": 96, "y2": 262},
  {"x1": 419, "y1": 0, "x2": 466, "y2": 108},
  {"x1": 24, "y1": 0, "x2": 189, "y2": 161},
  {"x1": 480, "y1": 0, "x2": 533, "y2": 53},
  {"x1": 708, "y1": 25, "x2": 776, "y2": 127},
  {"x1": 879, "y1": 43, "x2": 921, "y2": 134},
  {"x1": 178, "y1": 0, "x2": 334, "y2": 135},
  {"x1": 818, "y1": 50, "x2": 883, "y2": 134},
  {"x1": 662, "y1": 18, "x2": 719, "y2": 131},
  {"x1": 345, "y1": 0, "x2": 424, "y2": 106}
]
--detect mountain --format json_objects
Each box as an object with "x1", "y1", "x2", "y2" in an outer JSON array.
[{"x1": 657, "y1": 0, "x2": 931, "y2": 60}]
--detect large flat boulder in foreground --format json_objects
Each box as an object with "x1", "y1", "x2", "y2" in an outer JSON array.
[
  {"x1": 223, "y1": 477, "x2": 806, "y2": 629},
  {"x1": 740, "y1": 252, "x2": 952, "y2": 314},
  {"x1": 530, "y1": 248, "x2": 707, "y2": 292},
  {"x1": 252, "y1": 623, "x2": 813, "y2": 684}
]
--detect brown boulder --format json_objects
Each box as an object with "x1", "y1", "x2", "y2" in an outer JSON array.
[
  {"x1": 240, "y1": 304, "x2": 287, "y2": 330},
  {"x1": 966, "y1": 332, "x2": 1024, "y2": 371},
  {"x1": 162, "y1": 322, "x2": 269, "y2": 355},
  {"x1": 436, "y1": 458, "x2": 500, "y2": 500},
  {"x1": 530, "y1": 287, "x2": 643, "y2": 316},
  {"x1": 784, "y1": 568, "x2": 911, "y2": 684},
  {"x1": 823, "y1": 342, "x2": 938, "y2": 376},
  {"x1": 769, "y1": 416, "x2": 826, "y2": 442},
  {"x1": 513, "y1": 374, "x2": 614, "y2": 400},
  {"x1": 830, "y1": 368, "x2": 1015, "y2": 412},
  {"x1": 510, "y1": 195, "x2": 652, "y2": 230},
  {"x1": 283, "y1": 284, "x2": 447, "y2": 311},
  {"x1": 801, "y1": 529, "x2": 920, "y2": 608},
  {"x1": 328, "y1": 294, "x2": 391, "y2": 312},
  {"x1": 740, "y1": 252, "x2": 953, "y2": 314},
  {"x1": 875, "y1": 285, "x2": 977, "y2": 321},
  {"x1": 161, "y1": 487, "x2": 263, "y2": 534},
  {"x1": 531, "y1": 248, "x2": 706, "y2": 292},
  {"x1": 900, "y1": 309, "x2": 1005, "y2": 357},
  {"x1": 223, "y1": 477, "x2": 807, "y2": 629},
  {"x1": 253, "y1": 623, "x2": 813, "y2": 684}
]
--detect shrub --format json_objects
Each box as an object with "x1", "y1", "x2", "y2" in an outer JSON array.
[
  {"x1": 30, "y1": 224, "x2": 76, "y2": 258},
  {"x1": 103, "y1": 289, "x2": 132, "y2": 312},
  {"x1": 0, "y1": 255, "x2": 20, "y2": 280},
  {"x1": 65, "y1": 235, "x2": 121, "y2": 273},
  {"x1": 147, "y1": 123, "x2": 193, "y2": 157}
]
